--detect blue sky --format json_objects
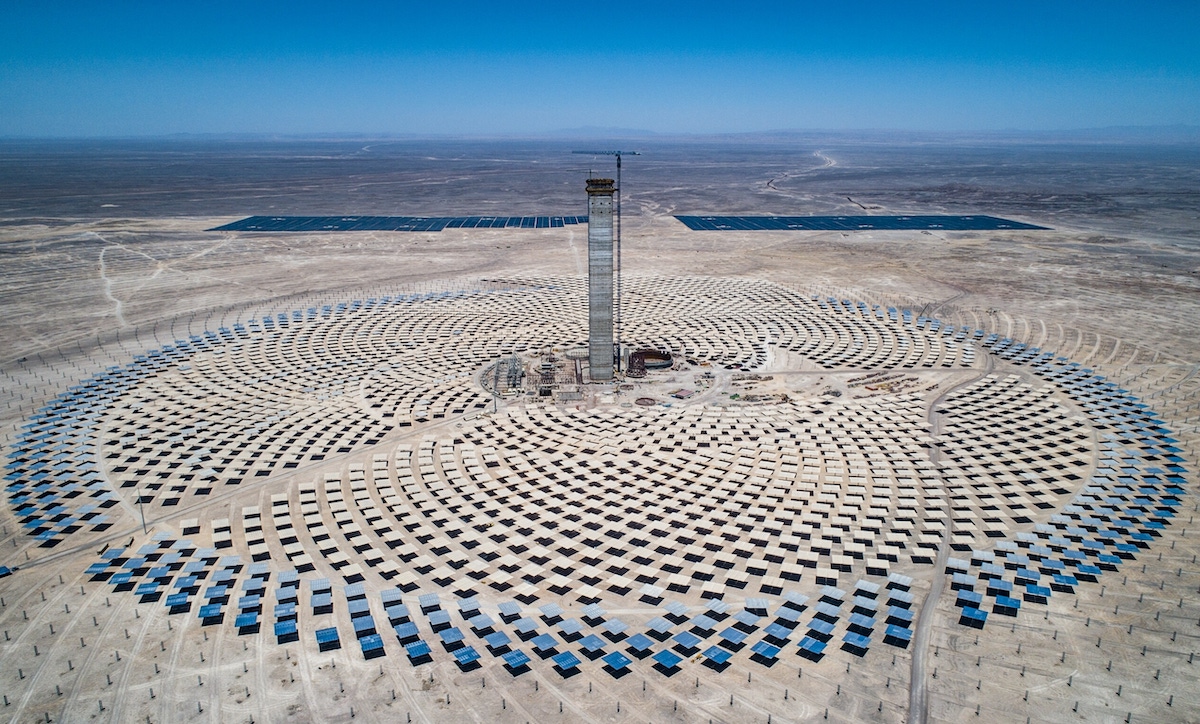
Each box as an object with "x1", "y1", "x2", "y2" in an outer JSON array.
[{"x1": 2, "y1": 1, "x2": 1198, "y2": 136}]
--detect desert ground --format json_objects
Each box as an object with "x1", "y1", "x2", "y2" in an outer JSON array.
[{"x1": 0, "y1": 138, "x2": 1197, "y2": 723}]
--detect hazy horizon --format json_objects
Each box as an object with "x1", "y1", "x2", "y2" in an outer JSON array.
[{"x1": 4, "y1": 125, "x2": 1200, "y2": 144}]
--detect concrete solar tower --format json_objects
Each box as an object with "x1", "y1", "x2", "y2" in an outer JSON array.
[{"x1": 586, "y1": 178, "x2": 616, "y2": 381}]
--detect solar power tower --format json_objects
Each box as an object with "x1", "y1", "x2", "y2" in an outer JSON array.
[
  {"x1": 574, "y1": 150, "x2": 639, "y2": 375},
  {"x1": 585, "y1": 177, "x2": 616, "y2": 381}
]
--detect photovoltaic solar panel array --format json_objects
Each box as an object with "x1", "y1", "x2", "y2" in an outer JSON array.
[
  {"x1": 210, "y1": 214, "x2": 1048, "y2": 233},
  {"x1": 674, "y1": 215, "x2": 1048, "y2": 231},
  {"x1": 209, "y1": 216, "x2": 588, "y2": 232}
]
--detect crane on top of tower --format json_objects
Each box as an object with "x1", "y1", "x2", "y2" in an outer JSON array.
[{"x1": 572, "y1": 151, "x2": 640, "y2": 374}]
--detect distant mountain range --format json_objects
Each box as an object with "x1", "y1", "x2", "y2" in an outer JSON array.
[{"x1": 6, "y1": 125, "x2": 1199, "y2": 144}]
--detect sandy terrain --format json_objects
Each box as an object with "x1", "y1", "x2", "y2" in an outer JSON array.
[{"x1": 0, "y1": 140, "x2": 1197, "y2": 723}]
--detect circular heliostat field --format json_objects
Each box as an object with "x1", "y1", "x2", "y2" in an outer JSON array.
[{"x1": 1, "y1": 276, "x2": 1184, "y2": 721}]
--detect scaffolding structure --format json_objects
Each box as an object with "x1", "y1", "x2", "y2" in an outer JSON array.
[{"x1": 585, "y1": 178, "x2": 616, "y2": 381}]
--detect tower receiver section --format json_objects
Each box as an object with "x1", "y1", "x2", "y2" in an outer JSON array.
[
  {"x1": 586, "y1": 178, "x2": 616, "y2": 381},
  {"x1": 572, "y1": 150, "x2": 639, "y2": 373}
]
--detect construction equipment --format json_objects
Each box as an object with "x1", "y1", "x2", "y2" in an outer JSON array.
[{"x1": 572, "y1": 150, "x2": 639, "y2": 372}]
